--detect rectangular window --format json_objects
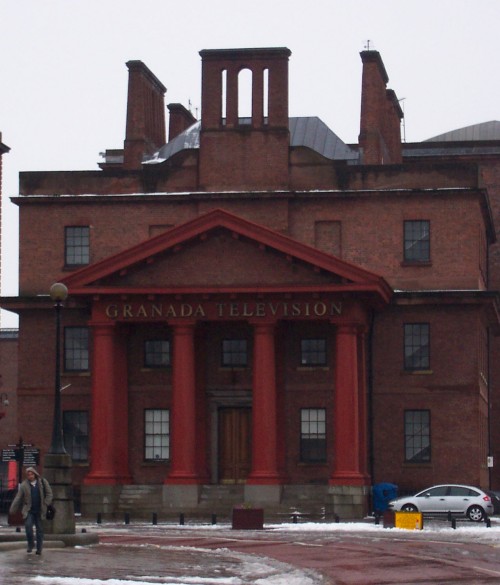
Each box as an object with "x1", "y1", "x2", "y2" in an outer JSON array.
[
  {"x1": 404, "y1": 323, "x2": 430, "y2": 371},
  {"x1": 404, "y1": 220, "x2": 430, "y2": 262},
  {"x1": 144, "y1": 409, "x2": 170, "y2": 461},
  {"x1": 300, "y1": 408, "x2": 327, "y2": 463},
  {"x1": 144, "y1": 340, "x2": 170, "y2": 368},
  {"x1": 300, "y1": 338, "x2": 327, "y2": 366},
  {"x1": 65, "y1": 226, "x2": 90, "y2": 266},
  {"x1": 63, "y1": 410, "x2": 89, "y2": 462},
  {"x1": 222, "y1": 339, "x2": 248, "y2": 367},
  {"x1": 405, "y1": 410, "x2": 431, "y2": 462},
  {"x1": 64, "y1": 327, "x2": 90, "y2": 372}
]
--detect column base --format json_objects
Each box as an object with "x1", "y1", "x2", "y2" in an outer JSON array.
[
  {"x1": 163, "y1": 484, "x2": 201, "y2": 508},
  {"x1": 43, "y1": 452, "x2": 76, "y2": 535},
  {"x1": 83, "y1": 473, "x2": 133, "y2": 486},
  {"x1": 329, "y1": 472, "x2": 370, "y2": 487},
  {"x1": 246, "y1": 474, "x2": 283, "y2": 485},
  {"x1": 164, "y1": 474, "x2": 204, "y2": 485},
  {"x1": 244, "y1": 484, "x2": 282, "y2": 505}
]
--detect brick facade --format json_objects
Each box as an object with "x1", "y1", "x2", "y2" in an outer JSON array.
[{"x1": 2, "y1": 49, "x2": 500, "y2": 518}]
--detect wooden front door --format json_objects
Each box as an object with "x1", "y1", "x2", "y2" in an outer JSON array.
[{"x1": 218, "y1": 407, "x2": 251, "y2": 484}]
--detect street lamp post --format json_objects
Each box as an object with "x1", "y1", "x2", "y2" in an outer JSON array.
[
  {"x1": 44, "y1": 282, "x2": 75, "y2": 535},
  {"x1": 48, "y1": 282, "x2": 68, "y2": 455}
]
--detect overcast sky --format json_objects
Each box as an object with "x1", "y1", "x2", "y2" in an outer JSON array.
[{"x1": 0, "y1": 0, "x2": 499, "y2": 327}]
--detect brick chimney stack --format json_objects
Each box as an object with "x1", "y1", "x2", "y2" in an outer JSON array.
[
  {"x1": 198, "y1": 47, "x2": 291, "y2": 191},
  {"x1": 358, "y1": 51, "x2": 403, "y2": 165},
  {"x1": 167, "y1": 103, "x2": 197, "y2": 141},
  {"x1": 123, "y1": 61, "x2": 167, "y2": 170}
]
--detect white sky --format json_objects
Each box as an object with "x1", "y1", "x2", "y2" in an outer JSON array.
[{"x1": 1, "y1": 0, "x2": 499, "y2": 327}]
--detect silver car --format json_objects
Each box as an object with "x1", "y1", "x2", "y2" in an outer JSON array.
[{"x1": 388, "y1": 484, "x2": 494, "y2": 522}]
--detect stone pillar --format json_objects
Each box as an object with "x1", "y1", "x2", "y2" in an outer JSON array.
[
  {"x1": 165, "y1": 322, "x2": 199, "y2": 484},
  {"x1": 330, "y1": 324, "x2": 366, "y2": 486},
  {"x1": 43, "y1": 453, "x2": 75, "y2": 534},
  {"x1": 84, "y1": 322, "x2": 132, "y2": 485},
  {"x1": 247, "y1": 321, "x2": 281, "y2": 486}
]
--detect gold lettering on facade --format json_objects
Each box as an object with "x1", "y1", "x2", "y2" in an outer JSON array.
[
  {"x1": 103, "y1": 299, "x2": 343, "y2": 320},
  {"x1": 105, "y1": 304, "x2": 118, "y2": 319},
  {"x1": 152, "y1": 304, "x2": 163, "y2": 317},
  {"x1": 193, "y1": 304, "x2": 206, "y2": 317},
  {"x1": 314, "y1": 302, "x2": 327, "y2": 316},
  {"x1": 137, "y1": 305, "x2": 148, "y2": 317},
  {"x1": 181, "y1": 304, "x2": 192, "y2": 317}
]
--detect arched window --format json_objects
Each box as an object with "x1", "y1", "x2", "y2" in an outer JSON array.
[
  {"x1": 263, "y1": 68, "x2": 269, "y2": 123},
  {"x1": 238, "y1": 68, "x2": 252, "y2": 124},
  {"x1": 221, "y1": 69, "x2": 227, "y2": 124}
]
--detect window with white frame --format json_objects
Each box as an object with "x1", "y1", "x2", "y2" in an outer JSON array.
[
  {"x1": 300, "y1": 408, "x2": 327, "y2": 463},
  {"x1": 144, "y1": 409, "x2": 170, "y2": 461}
]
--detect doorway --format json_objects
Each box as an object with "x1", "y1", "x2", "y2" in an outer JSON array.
[{"x1": 218, "y1": 407, "x2": 251, "y2": 484}]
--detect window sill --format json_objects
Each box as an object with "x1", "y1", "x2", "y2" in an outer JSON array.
[
  {"x1": 142, "y1": 460, "x2": 169, "y2": 465},
  {"x1": 296, "y1": 366, "x2": 329, "y2": 372},
  {"x1": 63, "y1": 264, "x2": 90, "y2": 271},
  {"x1": 400, "y1": 261, "x2": 432, "y2": 267},
  {"x1": 402, "y1": 462, "x2": 432, "y2": 468},
  {"x1": 63, "y1": 371, "x2": 91, "y2": 377},
  {"x1": 401, "y1": 369, "x2": 433, "y2": 375}
]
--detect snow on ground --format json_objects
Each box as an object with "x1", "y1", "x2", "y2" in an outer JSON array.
[{"x1": 6, "y1": 518, "x2": 500, "y2": 585}]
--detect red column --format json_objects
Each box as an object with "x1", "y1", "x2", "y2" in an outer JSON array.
[
  {"x1": 165, "y1": 322, "x2": 200, "y2": 484},
  {"x1": 330, "y1": 324, "x2": 367, "y2": 486},
  {"x1": 357, "y1": 329, "x2": 370, "y2": 479},
  {"x1": 247, "y1": 321, "x2": 281, "y2": 484},
  {"x1": 84, "y1": 322, "x2": 132, "y2": 485}
]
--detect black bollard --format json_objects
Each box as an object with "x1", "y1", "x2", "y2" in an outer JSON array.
[
  {"x1": 374, "y1": 513, "x2": 380, "y2": 525},
  {"x1": 334, "y1": 514, "x2": 340, "y2": 523},
  {"x1": 180, "y1": 513, "x2": 185, "y2": 525},
  {"x1": 152, "y1": 512, "x2": 158, "y2": 525},
  {"x1": 451, "y1": 518, "x2": 456, "y2": 529},
  {"x1": 97, "y1": 512, "x2": 102, "y2": 524},
  {"x1": 486, "y1": 515, "x2": 491, "y2": 528},
  {"x1": 211, "y1": 513, "x2": 217, "y2": 525},
  {"x1": 292, "y1": 513, "x2": 298, "y2": 524},
  {"x1": 124, "y1": 512, "x2": 130, "y2": 525}
]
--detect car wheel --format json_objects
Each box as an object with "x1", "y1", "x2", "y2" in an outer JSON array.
[
  {"x1": 467, "y1": 505, "x2": 485, "y2": 522},
  {"x1": 401, "y1": 504, "x2": 418, "y2": 512}
]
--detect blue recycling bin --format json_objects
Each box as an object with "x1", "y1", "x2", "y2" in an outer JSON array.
[{"x1": 373, "y1": 483, "x2": 398, "y2": 513}]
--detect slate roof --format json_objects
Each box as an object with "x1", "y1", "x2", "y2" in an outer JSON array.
[{"x1": 144, "y1": 117, "x2": 358, "y2": 165}]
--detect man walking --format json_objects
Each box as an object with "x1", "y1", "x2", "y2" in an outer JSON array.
[{"x1": 9, "y1": 466, "x2": 53, "y2": 555}]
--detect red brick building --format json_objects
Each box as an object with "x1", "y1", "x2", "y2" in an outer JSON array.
[{"x1": 2, "y1": 48, "x2": 500, "y2": 518}]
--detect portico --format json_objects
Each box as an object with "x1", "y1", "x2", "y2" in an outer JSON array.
[{"x1": 61, "y1": 208, "x2": 391, "y2": 511}]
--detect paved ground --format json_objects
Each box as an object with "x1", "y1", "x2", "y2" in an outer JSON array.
[{"x1": 2, "y1": 518, "x2": 500, "y2": 584}]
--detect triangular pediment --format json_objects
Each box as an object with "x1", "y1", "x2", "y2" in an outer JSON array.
[{"x1": 63, "y1": 208, "x2": 392, "y2": 301}]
